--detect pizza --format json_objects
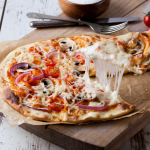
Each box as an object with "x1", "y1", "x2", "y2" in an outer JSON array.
[{"x1": 0, "y1": 33, "x2": 144, "y2": 123}]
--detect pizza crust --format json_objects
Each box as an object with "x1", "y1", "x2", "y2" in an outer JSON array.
[{"x1": 0, "y1": 87, "x2": 135, "y2": 123}]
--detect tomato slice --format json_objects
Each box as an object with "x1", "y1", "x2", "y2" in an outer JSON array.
[
  {"x1": 75, "y1": 54, "x2": 85, "y2": 64},
  {"x1": 48, "y1": 97, "x2": 64, "y2": 111},
  {"x1": 44, "y1": 66, "x2": 60, "y2": 78},
  {"x1": 44, "y1": 57, "x2": 57, "y2": 66}
]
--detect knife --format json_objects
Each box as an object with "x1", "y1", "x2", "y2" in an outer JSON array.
[{"x1": 28, "y1": 15, "x2": 140, "y2": 28}]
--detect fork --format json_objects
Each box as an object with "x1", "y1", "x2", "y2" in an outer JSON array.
[{"x1": 27, "y1": 12, "x2": 128, "y2": 34}]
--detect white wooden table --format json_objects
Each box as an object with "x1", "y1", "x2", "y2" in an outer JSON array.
[{"x1": 0, "y1": 0, "x2": 150, "y2": 150}]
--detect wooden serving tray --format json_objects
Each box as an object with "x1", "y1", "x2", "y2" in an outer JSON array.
[{"x1": 4, "y1": 0, "x2": 150, "y2": 149}]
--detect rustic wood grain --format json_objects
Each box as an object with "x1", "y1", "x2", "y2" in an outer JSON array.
[
  {"x1": 99, "y1": 0, "x2": 147, "y2": 18},
  {"x1": 20, "y1": 112, "x2": 150, "y2": 150}
]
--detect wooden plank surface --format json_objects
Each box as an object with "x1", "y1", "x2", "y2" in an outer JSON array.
[
  {"x1": 99, "y1": 0, "x2": 147, "y2": 18},
  {"x1": 20, "y1": 112, "x2": 150, "y2": 150},
  {"x1": 1, "y1": 0, "x2": 150, "y2": 150}
]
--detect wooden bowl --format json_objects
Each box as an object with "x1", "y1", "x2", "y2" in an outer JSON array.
[{"x1": 58, "y1": 0, "x2": 110, "y2": 19}]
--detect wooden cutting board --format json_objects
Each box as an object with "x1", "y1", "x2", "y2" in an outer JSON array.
[{"x1": 16, "y1": 0, "x2": 150, "y2": 150}]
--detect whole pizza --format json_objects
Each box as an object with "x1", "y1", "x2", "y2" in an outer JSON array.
[{"x1": 0, "y1": 32, "x2": 149, "y2": 123}]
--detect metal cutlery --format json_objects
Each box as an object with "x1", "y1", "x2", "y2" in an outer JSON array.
[{"x1": 27, "y1": 12, "x2": 128, "y2": 34}]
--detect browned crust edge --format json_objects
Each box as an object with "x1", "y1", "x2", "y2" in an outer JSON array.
[{"x1": 0, "y1": 86, "x2": 135, "y2": 123}]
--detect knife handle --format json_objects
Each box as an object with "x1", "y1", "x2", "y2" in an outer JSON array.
[{"x1": 30, "y1": 21, "x2": 81, "y2": 28}]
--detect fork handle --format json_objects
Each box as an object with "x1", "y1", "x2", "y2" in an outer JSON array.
[{"x1": 27, "y1": 12, "x2": 90, "y2": 25}]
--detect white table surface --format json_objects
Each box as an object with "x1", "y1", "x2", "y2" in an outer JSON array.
[{"x1": 0, "y1": 0, "x2": 150, "y2": 150}]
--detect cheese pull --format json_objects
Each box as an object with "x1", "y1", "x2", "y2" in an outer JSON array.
[{"x1": 80, "y1": 32, "x2": 150, "y2": 74}]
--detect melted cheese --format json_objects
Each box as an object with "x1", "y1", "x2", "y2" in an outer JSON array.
[
  {"x1": 83, "y1": 54, "x2": 125, "y2": 105},
  {"x1": 80, "y1": 40, "x2": 132, "y2": 67}
]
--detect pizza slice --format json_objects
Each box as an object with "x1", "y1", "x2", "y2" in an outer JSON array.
[{"x1": 80, "y1": 32, "x2": 150, "y2": 74}]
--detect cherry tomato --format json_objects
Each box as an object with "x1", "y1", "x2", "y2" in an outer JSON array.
[
  {"x1": 48, "y1": 97, "x2": 64, "y2": 111},
  {"x1": 44, "y1": 57, "x2": 57, "y2": 66},
  {"x1": 75, "y1": 54, "x2": 85, "y2": 64},
  {"x1": 144, "y1": 12, "x2": 150, "y2": 27},
  {"x1": 44, "y1": 66, "x2": 60, "y2": 78},
  {"x1": 147, "y1": 27, "x2": 150, "y2": 31}
]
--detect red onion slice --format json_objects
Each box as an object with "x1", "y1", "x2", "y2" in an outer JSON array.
[
  {"x1": 10, "y1": 63, "x2": 29, "y2": 77},
  {"x1": 46, "y1": 51, "x2": 66, "y2": 58},
  {"x1": 77, "y1": 102, "x2": 106, "y2": 111},
  {"x1": 15, "y1": 71, "x2": 32, "y2": 86},
  {"x1": 23, "y1": 103, "x2": 51, "y2": 112},
  {"x1": 31, "y1": 67, "x2": 45, "y2": 80}
]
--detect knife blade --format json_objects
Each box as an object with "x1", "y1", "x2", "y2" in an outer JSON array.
[
  {"x1": 92, "y1": 17, "x2": 140, "y2": 23},
  {"x1": 29, "y1": 17, "x2": 140, "y2": 28}
]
